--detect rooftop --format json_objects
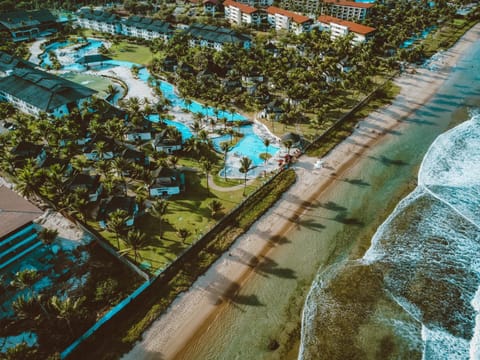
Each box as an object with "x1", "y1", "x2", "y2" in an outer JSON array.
[
  {"x1": 266, "y1": 6, "x2": 312, "y2": 24},
  {"x1": 318, "y1": 15, "x2": 376, "y2": 35},
  {"x1": 77, "y1": 9, "x2": 119, "y2": 24},
  {"x1": 124, "y1": 16, "x2": 173, "y2": 34},
  {"x1": 0, "y1": 186, "x2": 43, "y2": 240},
  {"x1": 186, "y1": 23, "x2": 251, "y2": 44},
  {"x1": 0, "y1": 9, "x2": 56, "y2": 31},
  {"x1": 0, "y1": 68, "x2": 97, "y2": 112},
  {"x1": 323, "y1": 0, "x2": 375, "y2": 9},
  {"x1": 0, "y1": 51, "x2": 36, "y2": 74},
  {"x1": 76, "y1": 54, "x2": 111, "y2": 64},
  {"x1": 224, "y1": 0, "x2": 260, "y2": 14}
]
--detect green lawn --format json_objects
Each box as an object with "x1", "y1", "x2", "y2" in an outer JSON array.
[
  {"x1": 93, "y1": 168, "x2": 263, "y2": 275},
  {"x1": 107, "y1": 42, "x2": 154, "y2": 65}
]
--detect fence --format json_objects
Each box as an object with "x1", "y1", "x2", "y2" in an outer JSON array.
[{"x1": 61, "y1": 167, "x2": 290, "y2": 359}]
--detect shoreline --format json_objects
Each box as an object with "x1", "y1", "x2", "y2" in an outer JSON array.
[{"x1": 122, "y1": 23, "x2": 480, "y2": 360}]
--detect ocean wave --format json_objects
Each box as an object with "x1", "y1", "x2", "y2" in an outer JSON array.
[{"x1": 300, "y1": 112, "x2": 480, "y2": 359}]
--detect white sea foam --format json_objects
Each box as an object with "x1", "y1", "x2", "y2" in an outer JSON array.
[
  {"x1": 422, "y1": 325, "x2": 470, "y2": 359},
  {"x1": 300, "y1": 111, "x2": 480, "y2": 359},
  {"x1": 470, "y1": 286, "x2": 480, "y2": 359}
]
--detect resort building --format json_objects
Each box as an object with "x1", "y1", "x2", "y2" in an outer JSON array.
[
  {"x1": 224, "y1": 0, "x2": 263, "y2": 26},
  {"x1": 68, "y1": 174, "x2": 103, "y2": 202},
  {"x1": 317, "y1": 15, "x2": 376, "y2": 43},
  {"x1": 185, "y1": 23, "x2": 252, "y2": 50},
  {"x1": 0, "y1": 67, "x2": 97, "y2": 117},
  {"x1": 320, "y1": 0, "x2": 374, "y2": 21},
  {"x1": 99, "y1": 196, "x2": 139, "y2": 228},
  {"x1": 236, "y1": 0, "x2": 273, "y2": 7},
  {"x1": 203, "y1": 0, "x2": 220, "y2": 15},
  {"x1": 149, "y1": 167, "x2": 184, "y2": 197},
  {"x1": 11, "y1": 141, "x2": 46, "y2": 167},
  {"x1": 0, "y1": 51, "x2": 36, "y2": 77},
  {"x1": 121, "y1": 16, "x2": 174, "y2": 41},
  {"x1": 76, "y1": 9, "x2": 121, "y2": 35},
  {"x1": 266, "y1": 6, "x2": 313, "y2": 34},
  {"x1": 0, "y1": 9, "x2": 58, "y2": 42},
  {"x1": 0, "y1": 186, "x2": 44, "y2": 270}
]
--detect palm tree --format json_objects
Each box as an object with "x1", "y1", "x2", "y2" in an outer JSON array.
[
  {"x1": 12, "y1": 295, "x2": 43, "y2": 321},
  {"x1": 10, "y1": 269, "x2": 40, "y2": 295},
  {"x1": 106, "y1": 84, "x2": 119, "y2": 102},
  {"x1": 134, "y1": 183, "x2": 149, "y2": 212},
  {"x1": 239, "y1": 156, "x2": 252, "y2": 196},
  {"x1": 208, "y1": 200, "x2": 224, "y2": 219},
  {"x1": 38, "y1": 228, "x2": 58, "y2": 248},
  {"x1": 263, "y1": 138, "x2": 271, "y2": 164},
  {"x1": 64, "y1": 187, "x2": 89, "y2": 222},
  {"x1": 149, "y1": 198, "x2": 168, "y2": 238},
  {"x1": 220, "y1": 142, "x2": 231, "y2": 181},
  {"x1": 15, "y1": 160, "x2": 41, "y2": 198},
  {"x1": 176, "y1": 227, "x2": 191, "y2": 244},
  {"x1": 168, "y1": 155, "x2": 179, "y2": 169},
  {"x1": 107, "y1": 209, "x2": 128, "y2": 249},
  {"x1": 283, "y1": 139, "x2": 293, "y2": 155},
  {"x1": 49, "y1": 295, "x2": 85, "y2": 337},
  {"x1": 112, "y1": 157, "x2": 131, "y2": 194},
  {"x1": 118, "y1": 229, "x2": 148, "y2": 262},
  {"x1": 201, "y1": 158, "x2": 213, "y2": 196},
  {"x1": 184, "y1": 98, "x2": 192, "y2": 112}
]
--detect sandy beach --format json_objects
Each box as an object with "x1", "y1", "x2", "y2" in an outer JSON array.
[{"x1": 122, "y1": 24, "x2": 480, "y2": 360}]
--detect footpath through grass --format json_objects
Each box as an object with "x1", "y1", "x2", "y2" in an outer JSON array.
[{"x1": 67, "y1": 169, "x2": 296, "y2": 360}]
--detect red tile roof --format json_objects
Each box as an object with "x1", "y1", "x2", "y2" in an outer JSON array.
[
  {"x1": 317, "y1": 15, "x2": 376, "y2": 35},
  {"x1": 0, "y1": 186, "x2": 43, "y2": 240},
  {"x1": 266, "y1": 6, "x2": 312, "y2": 24},
  {"x1": 224, "y1": 0, "x2": 259, "y2": 14},
  {"x1": 323, "y1": 0, "x2": 374, "y2": 9}
]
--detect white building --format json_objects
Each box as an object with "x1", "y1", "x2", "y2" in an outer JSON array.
[
  {"x1": 317, "y1": 15, "x2": 376, "y2": 43},
  {"x1": 236, "y1": 0, "x2": 273, "y2": 7},
  {"x1": 121, "y1": 16, "x2": 173, "y2": 41},
  {"x1": 320, "y1": 0, "x2": 374, "y2": 21},
  {"x1": 224, "y1": 0, "x2": 263, "y2": 26},
  {"x1": 266, "y1": 6, "x2": 312, "y2": 34},
  {"x1": 76, "y1": 9, "x2": 121, "y2": 35},
  {"x1": 0, "y1": 68, "x2": 96, "y2": 117},
  {"x1": 185, "y1": 23, "x2": 252, "y2": 51}
]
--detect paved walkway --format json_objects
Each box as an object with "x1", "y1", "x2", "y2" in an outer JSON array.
[{"x1": 29, "y1": 38, "x2": 47, "y2": 64}]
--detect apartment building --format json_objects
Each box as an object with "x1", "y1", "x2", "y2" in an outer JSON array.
[
  {"x1": 185, "y1": 23, "x2": 252, "y2": 50},
  {"x1": 266, "y1": 6, "x2": 312, "y2": 34},
  {"x1": 224, "y1": 0, "x2": 263, "y2": 26},
  {"x1": 317, "y1": 15, "x2": 376, "y2": 43},
  {"x1": 320, "y1": 0, "x2": 374, "y2": 21},
  {"x1": 236, "y1": 0, "x2": 274, "y2": 7},
  {"x1": 122, "y1": 16, "x2": 174, "y2": 41},
  {"x1": 77, "y1": 9, "x2": 121, "y2": 35}
]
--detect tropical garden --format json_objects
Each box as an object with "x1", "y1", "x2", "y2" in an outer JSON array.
[{"x1": 0, "y1": 0, "x2": 478, "y2": 357}]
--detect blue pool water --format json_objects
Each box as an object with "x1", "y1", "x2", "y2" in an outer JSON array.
[
  {"x1": 148, "y1": 115, "x2": 193, "y2": 141},
  {"x1": 400, "y1": 27, "x2": 434, "y2": 48},
  {"x1": 41, "y1": 38, "x2": 104, "y2": 67},
  {"x1": 212, "y1": 125, "x2": 279, "y2": 166},
  {"x1": 41, "y1": 39, "x2": 246, "y2": 121},
  {"x1": 42, "y1": 38, "x2": 278, "y2": 166}
]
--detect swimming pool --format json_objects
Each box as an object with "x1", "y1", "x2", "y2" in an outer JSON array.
[
  {"x1": 148, "y1": 115, "x2": 193, "y2": 141},
  {"x1": 41, "y1": 38, "x2": 104, "y2": 67},
  {"x1": 212, "y1": 125, "x2": 279, "y2": 166}
]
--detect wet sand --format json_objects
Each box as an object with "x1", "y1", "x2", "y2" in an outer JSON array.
[{"x1": 122, "y1": 23, "x2": 480, "y2": 360}]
